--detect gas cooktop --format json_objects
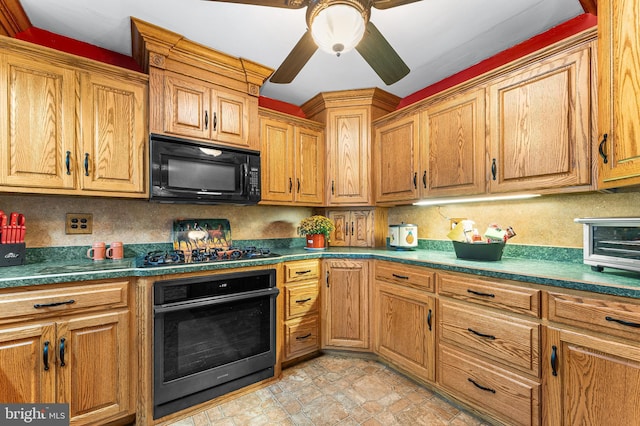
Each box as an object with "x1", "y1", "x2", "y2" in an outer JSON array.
[{"x1": 136, "y1": 246, "x2": 280, "y2": 268}]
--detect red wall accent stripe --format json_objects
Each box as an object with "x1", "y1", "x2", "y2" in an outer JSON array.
[
  {"x1": 258, "y1": 96, "x2": 307, "y2": 118},
  {"x1": 14, "y1": 27, "x2": 142, "y2": 72},
  {"x1": 396, "y1": 13, "x2": 597, "y2": 109}
]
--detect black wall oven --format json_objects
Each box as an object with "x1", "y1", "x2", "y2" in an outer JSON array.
[{"x1": 153, "y1": 269, "x2": 278, "y2": 419}]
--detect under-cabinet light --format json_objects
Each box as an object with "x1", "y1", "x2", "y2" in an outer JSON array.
[{"x1": 412, "y1": 193, "x2": 541, "y2": 206}]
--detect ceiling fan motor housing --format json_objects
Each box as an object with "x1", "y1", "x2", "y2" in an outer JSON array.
[{"x1": 306, "y1": 0, "x2": 372, "y2": 28}]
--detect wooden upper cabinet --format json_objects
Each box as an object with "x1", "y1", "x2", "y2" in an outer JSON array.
[
  {"x1": 131, "y1": 18, "x2": 272, "y2": 152},
  {"x1": 487, "y1": 45, "x2": 592, "y2": 193},
  {"x1": 80, "y1": 72, "x2": 147, "y2": 194},
  {"x1": 424, "y1": 88, "x2": 486, "y2": 197},
  {"x1": 0, "y1": 53, "x2": 76, "y2": 190},
  {"x1": 164, "y1": 72, "x2": 251, "y2": 148},
  {"x1": 0, "y1": 39, "x2": 148, "y2": 198},
  {"x1": 597, "y1": 0, "x2": 640, "y2": 188},
  {"x1": 374, "y1": 113, "x2": 421, "y2": 203},
  {"x1": 260, "y1": 110, "x2": 324, "y2": 205},
  {"x1": 327, "y1": 107, "x2": 371, "y2": 205}
]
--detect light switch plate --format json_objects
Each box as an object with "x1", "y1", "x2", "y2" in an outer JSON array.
[{"x1": 65, "y1": 213, "x2": 93, "y2": 234}]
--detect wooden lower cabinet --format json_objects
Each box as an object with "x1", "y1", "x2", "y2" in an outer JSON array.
[
  {"x1": 282, "y1": 260, "x2": 321, "y2": 362},
  {"x1": 0, "y1": 281, "x2": 133, "y2": 425},
  {"x1": 440, "y1": 343, "x2": 540, "y2": 426},
  {"x1": 373, "y1": 279, "x2": 436, "y2": 382},
  {"x1": 322, "y1": 259, "x2": 369, "y2": 350},
  {"x1": 543, "y1": 288, "x2": 640, "y2": 425}
]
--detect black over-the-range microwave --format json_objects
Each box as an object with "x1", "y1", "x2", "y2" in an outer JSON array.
[{"x1": 150, "y1": 133, "x2": 261, "y2": 205}]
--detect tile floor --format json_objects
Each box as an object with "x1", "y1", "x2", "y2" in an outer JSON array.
[{"x1": 167, "y1": 354, "x2": 490, "y2": 426}]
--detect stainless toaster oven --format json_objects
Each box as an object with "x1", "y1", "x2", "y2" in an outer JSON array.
[{"x1": 575, "y1": 217, "x2": 640, "y2": 273}]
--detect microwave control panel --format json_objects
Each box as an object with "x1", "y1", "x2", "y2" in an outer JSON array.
[{"x1": 249, "y1": 166, "x2": 260, "y2": 196}]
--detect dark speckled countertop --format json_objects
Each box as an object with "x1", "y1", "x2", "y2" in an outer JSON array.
[{"x1": 1, "y1": 246, "x2": 639, "y2": 299}]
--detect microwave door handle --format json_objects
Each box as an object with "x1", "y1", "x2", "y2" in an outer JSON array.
[{"x1": 242, "y1": 163, "x2": 249, "y2": 193}]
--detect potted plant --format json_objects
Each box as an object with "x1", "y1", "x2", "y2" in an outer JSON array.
[{"x1": 298, "y1": 215, "x2": 335, "y2": 249}]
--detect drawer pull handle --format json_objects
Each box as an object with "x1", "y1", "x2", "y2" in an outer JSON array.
[
  {"x1": 43, "y1": 341, "x2": 50, "y2": 371},
  {"x1": 392, "y1": 273, "x2": 409, "y2": 280},
  {"x1": 34, "y1": 299, "x2": 76, "y2": 309},
  {"x1": 551, "y1": 345, "x2": 558, "y2": 376},
  {"x1": 605, "y1": 316, "x2": 640, "y2": 328},
  {"x1": 296, "y1": 298, "x2": 312, "y2": 304},
  {"x1": 427, "y1": 309, "x2": 432, "y2": 331},
  {"x1": 467, "y1": 289, "x2": 495, "y2": 298},
  {"x1": 296, "y1": 333, "x2": 312, "y2": 340},
  {"x1": 295, "y1": 270, "x2": 312, "y2": 275},
  {"x1": 59, "y1": 338, "x2": 66, "y2": 367},
  {"x1": 468, "y1": 378, "x2": 496, "y2": 394},
  {"x1": 468, "y1": 328, "x2": 496, "y2": 340}
]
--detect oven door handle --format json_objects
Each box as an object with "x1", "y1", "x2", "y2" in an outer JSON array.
[{"x1": 154, "y1": 287, "x2": 280, "y2": 313}]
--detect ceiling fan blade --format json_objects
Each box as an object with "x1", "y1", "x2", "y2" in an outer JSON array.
[
  {"x1": 356, "y1": 21, "x2": 410, "y2": 85},
  {"x1": 203, "y1": 0, "x2": 308, "y2": 9},
  {"x1": 372, "y1": 0, "x2": 423, "y2": 10},
  {"x1": 270, "y1": 30, "x2": 318, "y2": 84}
]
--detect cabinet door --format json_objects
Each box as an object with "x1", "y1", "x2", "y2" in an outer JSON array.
[
  {"x1": 260, "y1": 117, "x2": 294, "y2": 202},
  {"x1": 0, "y1": 322, "x2": 56, "y2": 403},
  {"x1": 322, "y1": 260, "x2": 369, "y2": 349},
  {"x1": 424, "y1": 89, "x2": 485, "y2": 197},
  {"x1": 349, "y1": 210, "x2": 372, "y2": 247},
  {"x1": 211, "y1": 89, "x2": 250, "y2": 147},
  {"x1": 597, "y1": 0, "x2": 640, "y2": 188},
  {"x1": 488, "y1": 47, "x2": 591, "y2": 192},
  {"x1": 327, "y1": 210, "x2": 350, "y2": 246},
  {"x1": 326, "y1": 107, "x2": 371, "y2": 205},
  {"x1": 544, "y1": 327, "x2": 640, "y2": 426},
  {"x1": 164, "y1": 73, "x2": 211, "y2": 140},
  {"x1": 57, "y1": 311, "x2": 130, "y2": 424},
  {"x1": 374, "y1": 114, "x2": 420, "y2": 203},
  {"x1": 80, "y1": 73, "x2": 147, "y2": 195},
  {"x1": 295, "y1": 126, "x2": 324, "y2": 205},
  {"x1": 0, "y1": 54, "x2": 76, "y2": 189},
  {"x1": 374, "y1": 281, "x2": 436, "y2": 382}
]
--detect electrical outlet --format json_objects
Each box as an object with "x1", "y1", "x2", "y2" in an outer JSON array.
[
  {"x1": 449, "y1": 217, "x2": 466, "y2": 230},
  {"x1": 65, "y1": 213, "x2": 93, "y2": 234}
]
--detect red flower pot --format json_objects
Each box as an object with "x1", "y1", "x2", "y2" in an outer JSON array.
[{"x1": 306, "y1": 234, "x2": 325, "y2": 249}]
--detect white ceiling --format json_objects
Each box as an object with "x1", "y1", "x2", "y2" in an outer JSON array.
[{"x1": 19, "y1": 0, "x2": 585, "y2": 106}]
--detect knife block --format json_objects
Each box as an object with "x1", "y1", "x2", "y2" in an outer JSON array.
[{"x1": 0, "y1": 243, "x2": 25, "y2": 267}]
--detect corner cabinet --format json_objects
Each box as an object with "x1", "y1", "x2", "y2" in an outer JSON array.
[
  {"x1": 0, "y1": 38, "x2": 148, "y2": 197},
  {"x1": 301, "y1": 88, "x2": 400, "y2": 206},
  {"x1": 321, "y1": 259, "x2": 369, "y2": 350},
  {"x1": 259, "y1": 109, "x2": 325, "y2": 205},
  {"x1": 597, "y1": 0, "x2": 640, "y2": 188},
  {"x1": 0, "y1": 280, "x2": 133, "y2": 425},
  {"x1": 487, "y1": 43, "x2": 593, "y2": 193}
]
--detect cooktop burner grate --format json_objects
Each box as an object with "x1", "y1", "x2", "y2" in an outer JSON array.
[{"x1": 136, "y1": 246, "x2": 280, "y2": 267}]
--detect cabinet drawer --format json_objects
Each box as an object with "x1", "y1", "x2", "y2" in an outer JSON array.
[
  {"x1": 548, "y1": 291, "x2": 640, "y2": 340},
  {"x1": 285, "y1": 282, "x2": 319, "y2": 320},
  {"x1": 284, "y1": 260, "x2": 320, "y2": 283},
  {"x1": 374, "y1": 260, "x2": 435, "y2": 292},
  {"x1": 284, "y1": 314, "x2": 319, "y2": 360},
  {"x1": 439, "y1": 300, "x2": 540, "y2": 376},
  {"x1": 438, "y1": 272, "x2": 540, "y2": 317},
  {"x1": 0, "y1": 281, "x2": 129, "y2": 322},
  {"x1": 439, "y1": 344, "x2": 540, "y2": 426}
]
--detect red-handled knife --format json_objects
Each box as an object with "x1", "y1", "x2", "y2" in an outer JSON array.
[
  {"x1": 0, "y1": 210, "x2": 6, "y2": 244},
  {"x1": 17, "y1": 214, "x2": 25, "y2": 243},
  {"x1": 9, "y1": 212, "x2": 18, "y2": 244}
]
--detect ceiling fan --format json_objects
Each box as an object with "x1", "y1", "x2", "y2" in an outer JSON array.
[{"x1": 205, "y1": 0, "x2": 417, "y2": 85}]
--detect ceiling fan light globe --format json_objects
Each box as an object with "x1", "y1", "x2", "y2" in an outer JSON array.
[{"x1": 310, "y1": 4, "x2": 366, "y2": 56}]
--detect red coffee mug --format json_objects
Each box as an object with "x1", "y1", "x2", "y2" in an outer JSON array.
[
  {"x1": 87, "y1": 242, "x2": 106, "y2": 261},
  {"x1": 106, "y1": 242, "x2": 124, "y2": 260}
]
